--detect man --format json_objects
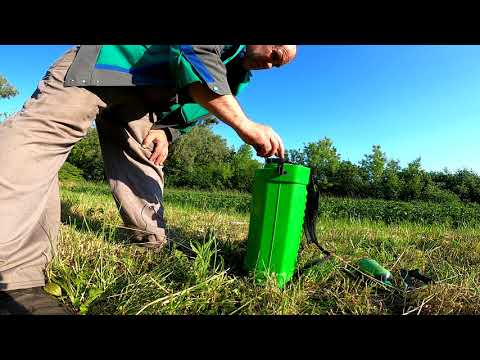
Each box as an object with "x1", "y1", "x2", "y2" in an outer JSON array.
[{"x1": 0, "y1": 45, "x2": 297, "y2": 314}]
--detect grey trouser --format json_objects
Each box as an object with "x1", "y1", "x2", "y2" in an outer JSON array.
[{"x1": 0, "y1": 46, "x2": 170, "y2": 291}]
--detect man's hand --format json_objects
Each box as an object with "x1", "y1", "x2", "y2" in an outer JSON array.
[
  {"x1": 235, "y1": 120, "x2": 285, "y2": 159},
  {"x1": 187, "y1": 83, "x2": 285, "y2": 160},
  {"x1": 142, "y1": 129, "x2": 169, "y2": 165}
]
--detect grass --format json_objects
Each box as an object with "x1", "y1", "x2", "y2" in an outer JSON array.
[{"x1": 47, "y1": 180, "x2": 480, "y2": 315}]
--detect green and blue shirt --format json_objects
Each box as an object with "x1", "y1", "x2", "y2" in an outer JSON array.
[{"x1": 65, "y1": 45, "x2": 251, "y2": 138}]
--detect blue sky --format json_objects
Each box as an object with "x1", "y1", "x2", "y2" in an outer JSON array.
[{"x1": 1, "y1": 45, "x2": 479, "y2": 173}]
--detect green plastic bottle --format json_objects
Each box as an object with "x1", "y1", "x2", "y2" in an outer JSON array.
[
  {"x1": 358, "y1": 258, "x2": 393, "y2": 284},
  {"x1": 244, "y1": 159, "x2": 311, "y2": 288}
]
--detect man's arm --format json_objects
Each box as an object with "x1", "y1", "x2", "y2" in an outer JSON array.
[
  {"x1": 144, "y1": 83, "x2": 285, "y2": 161},
  {"x1": 187, "y1": 82, "x2": 284, "y2": 159},
  {"x1": 172, "y1": 45, "x2": 284, "y2": 158},
  {"x1": 143, "y1": 45, "x2": 285, "y2": 164}
]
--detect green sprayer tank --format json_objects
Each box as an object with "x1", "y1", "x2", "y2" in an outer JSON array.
[{"x1": 244, "y1": 159, "x2": 311, "y2": 288}]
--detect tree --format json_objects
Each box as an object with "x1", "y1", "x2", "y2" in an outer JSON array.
[
  {"x1": 59, "y1": 161, "x2": 84, "y2": 182},
  {"x1": 0, "y1": 75, "x2": 18, "y2": 99},
  {"x1": 196, "y1": 113, "x2": 220, "y2": 127},
  {"x1": 285, "y1": 148, "x2": 306, "y2": 164},
  {"x1": 360, "y1": 145, "x2": 387, "y2": 197},
  {"x1": 331, "y1": 160, "x2": 367, "y2": 198},
  {"x1": 302, "y1": 137, "x2": 341, "y2": 192},
  {"x1": 399, "y1": 158, "x2": 424, "y2": 200},
  {"x1": 451, "y1": 169, "x2": 480, "y2": 203},
  {"x1": 230, "y1": 144, "x2": 262, "y2": 192},
  {"x1": 422, "y1": 178, "x2": 461, "y2": 204},
  {"x1": 0, "y1": 74, "x2": 19, "y2": 120},
  {"x1": 165, "y1": 126, "x2": 234, "y2": 190},
  {"x1": 381, "y1": 159, "x2": 403, "y2": 200},
  {"x1": 428, "y1": 168, "x2": 480, "y2": 204},
  {"x1": 67, "y1": 127, "x2": 105, "y2": 181}
]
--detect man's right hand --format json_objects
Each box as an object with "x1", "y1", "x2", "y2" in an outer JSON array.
[
  {"x1": 188, "y1": 83, "x2": 285, "y2": 160},
  {"x1": 235, "y1": 120, "x2": 285, "y2": 159}
]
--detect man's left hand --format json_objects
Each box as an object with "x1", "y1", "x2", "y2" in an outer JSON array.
[{"x1": 142, "y1": 129, "x2": 169, "y2": 165}]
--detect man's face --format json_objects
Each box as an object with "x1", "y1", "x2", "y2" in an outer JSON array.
[{"x1": 242, "y1": 45, "x2": 297, "y2": 70}]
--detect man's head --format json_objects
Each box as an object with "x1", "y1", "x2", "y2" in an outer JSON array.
[{"x1": 242, "y1": 45, "x2": 297, "y2": 70}]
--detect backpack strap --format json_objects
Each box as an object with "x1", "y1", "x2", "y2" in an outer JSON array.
[
  {"x1": 303, "y1": 173, "x2": 332, "y2": 259},
  {"x1": 222, "y1": 45, "x2": 246, "y2": 65}
]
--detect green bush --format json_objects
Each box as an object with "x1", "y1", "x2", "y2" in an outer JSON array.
[
  {"x1": 165, "y1": 188, "x2": 480, "y2": 227},
  {"x1": 421, "y1": 184, "x2": 462, "y2": 204},
  {"x1": 164, "y1": 188, "x2": 251, "y2": 213},
  {"x1": 59, "y1": 162, "x2": 84, "y2": 181},
  {"x1": 62, "y1": 180, "x2": 480, "y2": 227},
  {"x1": 316, "y1": 197, "x2": 480, "y2": 227},
  {"x1": 68, "y1": 128, "x2": 105, "y2": 181}
]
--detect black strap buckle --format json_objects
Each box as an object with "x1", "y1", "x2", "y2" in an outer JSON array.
[
  {"x1": 265, "y1": 157, "x2": 286, "y2": 175},
  {"x1": 277, "y1": 160, "x2": 285, "y2": 175}
]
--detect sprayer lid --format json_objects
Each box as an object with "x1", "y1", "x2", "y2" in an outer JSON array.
[{"x1": 261, "y1": 158, "x2": 310, "y2": 184}]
